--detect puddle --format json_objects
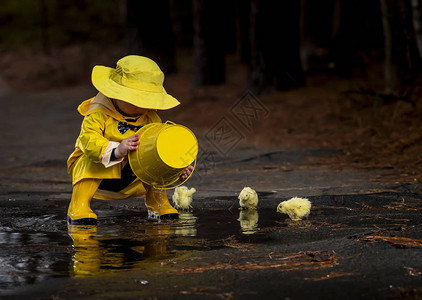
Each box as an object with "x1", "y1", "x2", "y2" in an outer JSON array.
[
  {"x1": 3, "y1": 192, "x2": 421, "y2": 296},
  {"x1": 0, "y1": 207, "x2": 282, "y2": 293}
]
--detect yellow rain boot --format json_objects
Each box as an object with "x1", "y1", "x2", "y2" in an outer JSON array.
[
  {"x1": 67, "y1": 179, "x2": 101, "y2": 225},
  {"x1": 145, "y1": 185, "x2": 178, "y2": 219}
]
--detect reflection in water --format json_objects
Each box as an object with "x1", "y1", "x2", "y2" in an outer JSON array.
[
  {"x1": 174, "y1": 212, "x2": 198, "y2": 236},
  {"x1": 68, "y1": 223, "x2": 171, "y2": 277},
  {"x1": 238, "y1": 210, "x2": 259, "y2": 235},
  {"x1": 2, "y1": 208, "x2": 282, "y2": 292},
  {"x1": 67, "y1": 212, "x2": 199, "y2": 277},
  {"x1": 0, "y1": 232, "x2": 70, "y2": 291},
  {"x1": 67, "y1": 225, "x2": 100, "y2": 277}
]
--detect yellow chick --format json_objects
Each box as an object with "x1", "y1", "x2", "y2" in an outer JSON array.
[
  {"x1": 172, "y1": 186, "x2": 196, "y2": 210},
  {"x1": 238, "y1": 187, "x2": 258, "y2": 210},
  {"x1": 276, "y1": 197, "x2": 311, "y2": 221}
]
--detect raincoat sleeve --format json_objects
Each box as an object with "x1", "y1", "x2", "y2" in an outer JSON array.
[
  {"x1": 77, "y1": 112, "x2": 113, "y2": 163},
  {"x1": 101, "y1": 141, "x2": 124, "y2": 167}
]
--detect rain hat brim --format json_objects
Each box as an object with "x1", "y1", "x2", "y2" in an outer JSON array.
[{"x1": 92, "y1": 65, "x2": 180, "y2": 110}]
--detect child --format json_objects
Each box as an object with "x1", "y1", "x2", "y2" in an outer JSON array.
[{"x1": 67, "y1": 55, "x2": 192, "y2": 225}]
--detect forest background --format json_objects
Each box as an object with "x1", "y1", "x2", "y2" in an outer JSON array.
[{"x1": 1, "y1": 0, "x2": 422, "y2": 184}]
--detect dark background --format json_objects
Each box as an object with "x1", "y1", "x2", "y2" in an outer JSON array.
[
  {"x1": 0, "y1": 0, "x2": 421, "y2": 182},
  {"x1": 1, "y1": 0, "x2": 421, "y2": 94}
]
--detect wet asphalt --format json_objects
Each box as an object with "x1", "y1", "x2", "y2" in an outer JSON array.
[{"x1": 1, "y1": 87, "x2": 422, "y2": 299}]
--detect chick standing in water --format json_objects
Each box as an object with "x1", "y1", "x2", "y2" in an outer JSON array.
[
  {"x1": 276, "y1": 197, "x2": 311, "y2": 221},
  {"x1": 238, "y1": 187, "x2": 258, "y2": 210},
  {"x1": 172, "y1": 186, "x2": 196, "y2": 210}
]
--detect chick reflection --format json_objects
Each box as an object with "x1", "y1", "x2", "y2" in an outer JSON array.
[
  {"x1": 174, "y1": 211, "x2": 198, "y2": 236},
  {"x1": 68, "y1": 223, "x2": 170, "y2": 277},
  {"x1": 238, "y1": 209, "x2": 259, "y2": 234}
]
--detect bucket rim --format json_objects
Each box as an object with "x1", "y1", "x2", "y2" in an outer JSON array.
[{"x1": 128, "y1": 121, "x2": 198, "y2": 188}]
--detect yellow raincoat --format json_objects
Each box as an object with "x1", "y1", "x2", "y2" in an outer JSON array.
[{"x1": 67, "y1": 93, "x2": 161, "y2": 197}]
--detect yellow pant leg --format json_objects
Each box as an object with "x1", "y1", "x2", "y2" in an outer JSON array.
[
  {"x1": 144, "y1": 185, "x2": 178, "y2": 219},
  {"x1": 68, "y1": 179, "x2": 101, "y2": 224},
  {"x1": 94, "y1": 177, "x2": 146, "y2": 200}
]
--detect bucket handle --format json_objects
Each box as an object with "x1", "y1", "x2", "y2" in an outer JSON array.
[{"x1": 154, "y1": 157, "x2": 197, "y2": 190}]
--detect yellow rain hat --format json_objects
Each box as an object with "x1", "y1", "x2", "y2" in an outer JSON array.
[{"x1": 91, "y1": 55, "x2": 180, "y2": 110}]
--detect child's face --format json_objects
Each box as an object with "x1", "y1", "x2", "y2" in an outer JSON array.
[{"x1": 113, "y1": 99, "x2": 150, "y2": 117}]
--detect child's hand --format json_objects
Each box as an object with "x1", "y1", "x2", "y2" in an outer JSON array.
[
  {"x1": 114, "y1": 134, "x2": 140, "y2": 159},
  {"x1": 180, "y1": 165, "x2": 193, "y2": 180}
]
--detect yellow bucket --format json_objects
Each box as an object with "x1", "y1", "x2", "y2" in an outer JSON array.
[{"x1": 128, "y1": 121, "x2": 198, "y2": 189}]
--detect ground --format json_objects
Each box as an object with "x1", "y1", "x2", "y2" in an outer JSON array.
[{"x1": 0, "y1": 51, "x2": 422, "y2": 299}]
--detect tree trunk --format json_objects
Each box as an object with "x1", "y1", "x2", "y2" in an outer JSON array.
[
  {"x1": 411, "y1": 0, "x2": 422, "y2": 57},
  {"x1": 380, "y1": 0, "x2": 421, "y2": 95},
  {"x1": 124, "y1": 0, "x2": 141, "y2": 55},
  {"x1": 299, "y1": 0, "x2": 334, "y2": 73},
  {"x1": 125, "y1": 0, "x2": 175, "y2": 73},
  {"x1": 192, "y1": 0, "x2": 228, "y2": 87},
  {"x1": 238, "y1": 0, "x2": 251, "y2": 63},
  {"x1": 249, "y1": 0, "x2": 305, "y2": 94},
  {"x1": 40, "y1": 0, "x2": 51, "y2": 55},
  {"x1": 248, "y1": 0, "x2": 266, "y2": 93},
  {"x1": 380, "y1": 0, "x2": 395, "y2": 95}
]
